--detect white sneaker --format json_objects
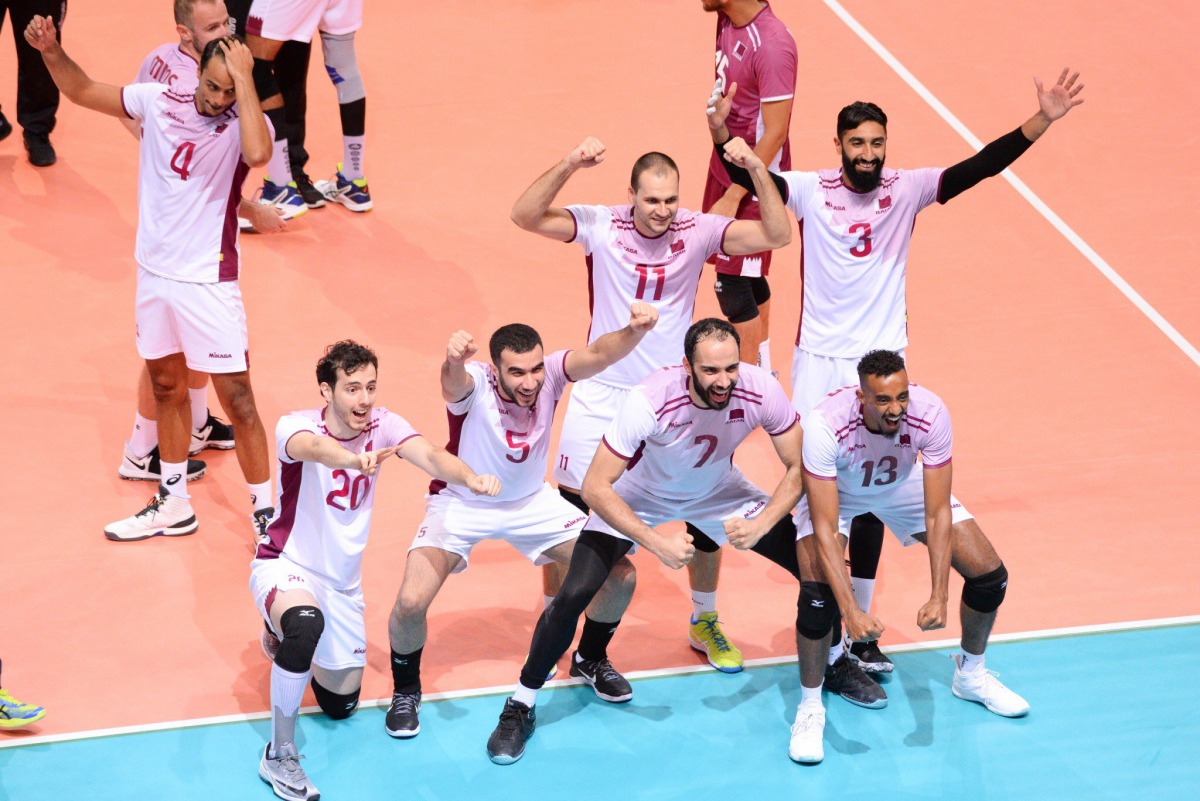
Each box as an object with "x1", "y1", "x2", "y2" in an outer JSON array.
[
  {"x1": 258, "y1": 743, "x2": 319, "y2": 801},
  {"x1": 951, "y1": 654, "x2": 1030, "y2": 717},
  {"x1": 103, "y1": 485, "x2": 198, "y2": 542},
  {"x1": 788, "y1": 703, "x2": 825, "y2": 763}
]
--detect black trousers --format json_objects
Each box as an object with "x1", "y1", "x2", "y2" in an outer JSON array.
[{"x1": 0, "y1": 0, "x2": 66, "y2": 136}]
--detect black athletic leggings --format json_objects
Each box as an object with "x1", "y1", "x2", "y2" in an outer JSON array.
[{"x1": 519, "y1": 518, "x2": 802, "y2": 689}]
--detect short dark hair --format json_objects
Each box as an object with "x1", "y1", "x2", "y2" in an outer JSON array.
[
  {"x1": 489, "y1": 323, "x2": 542, "y2": 364},
  {"x1": 317, "y1": 340, "x2": 379, "y2": 388},
  {"x1": 174, "y1": 0, "x2": 221, "y2": 27},
  {"x1": 199, "y1": 36, "x2": 240, "y2": 71},
  {"x1": 684, "y1": 317, "x2": 740, "y2": 362},
  {"x1": 837, "y1": 101, "x2": 888, "y2": 138},
  {"x1": 857, "y1": 349, "x2": 906, "y2": 381},
  {"x1": 630, "y1": 151, "x2": 679, "y2": 192}
]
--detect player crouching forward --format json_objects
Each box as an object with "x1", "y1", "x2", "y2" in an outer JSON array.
[
  {"x1": 792, "y1": 350, "x2": 1028, "y2": 758},
  {"x1": 384, "y1": 303, "x2": 658, "y2": 738},
  {"x1": 487, "y1": 319, "x2": 871, "y2": 765},
  {"x1": 251, "y1": 341, "x2": 500, "y2": 801}
]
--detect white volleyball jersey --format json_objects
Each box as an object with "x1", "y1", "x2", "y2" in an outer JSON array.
[
  {"x1": 431, "y1": 350, "x2": 573, "y2": 503},
  {"x1": 135, "y1": 43, "x2": 199, "y2": 91},
  {"x1": 566, "y1": 205, "x2": 733, "y2": 389},
  {"x1": 602, "y1": 363, "x2": 798, "y2": 501},
  {"x1": 121, "y1": 82, "x2": 267, "y2": 284},
  {"x1": 782, "y1": 167, "x2": 944, "y2": 357},
  {"x1": 802, "y1": 383, "x2": 952, "y2": 499},
  {"x1": 256, "y1": 407, "x2": 420, "y2": 591}
]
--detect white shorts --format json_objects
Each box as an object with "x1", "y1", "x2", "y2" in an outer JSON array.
[
  {"x1": 553, "y1": 378, "x2": 630, "y2": 490},
  {"x1": 249, "y1": 556, "x2": 367, "y2": 671},
  {"x1": 793, "y1": 467, "x2": 972, "y2": 546},
  {"x1": 135, "y1": 267, "x2": 248, "y2": 373},
  {"x1": 791, "y1": 348, "x2": 906, "y2": 419},
  {"x1": 410, "y1": 483, "x2": 587, "y2": 573},
  {"x1": 246, "y1": 0, "x2": 362, "y2": 42},
  {"x1": 584, "y1": 469, "x2": 769, "y2": 551}
]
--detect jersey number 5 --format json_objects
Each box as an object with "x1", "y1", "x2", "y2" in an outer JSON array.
[
  {"x1": 327, "y1": 469, "x2": 371, "y2": 511},
  {"x1": 170, "y1": 142, "x2": 196, "y2": 181},
  {"x1": 506, "y1": 431, "x2": 530, "y2": 464},
  {"x1": 848, "y1": 222, "x2": 873, "y2": 258}
]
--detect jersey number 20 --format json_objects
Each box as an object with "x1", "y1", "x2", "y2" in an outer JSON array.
[{"x1": 327, "y1": 469, "x2": 370, "y2": 511}]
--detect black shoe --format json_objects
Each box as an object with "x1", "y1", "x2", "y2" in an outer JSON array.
[
  {"x1": 0, "y1": 111, "x2": 12, "y2": 143},
  {"x1": 486, "y1": 698, "x2": 535, "y2": 765},
  {"x1": 118, "y1": 444, "x2": 206, "y2": 482},
  {"x1": 23, "y1": 132, "x2": 56, "y2": 167},
  {"x1": 252, "y1": 506, "x2": 275, "y2": 545},
  {"x1": 824, "y1": 652, "x2": 887, "y2": 709},
  {"x1": 848, "y1": 639, "x2": 895, "y2": 674},
  {"x1": 293, "y1": 172, "x2": 327, "y2": 208},
  {"x1": 190, "y1": 411, "x2": 236, "y2": 454},
  {"x1": 384, "y1": 692, "x2": 421, "y2": 738},
  {"x1": 568, "y1": 651, "x2": 633, "y2": 703}
]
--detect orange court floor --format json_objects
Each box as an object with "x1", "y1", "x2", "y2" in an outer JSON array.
[{"x1": 0, "y1": 0, "x2": 1197, "y2": 738}]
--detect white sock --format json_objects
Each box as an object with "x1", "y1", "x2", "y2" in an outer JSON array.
[
  {"x1": 512, "y1": 683, "x2": 538, "y2": 707},
  {"x1": 827, "y1": 639, "x2": 844, "y2": 665},
  {"x1": 851, "y1": 577, "x2": 876, "y2": 615},
  {"x1": 267, "y1": 139, "x2": 292, "y2": 186},
  {"x1": 161, "y1": 461, "x2": 189, "y2": 499},
  {"x1": 342, "y1": 135, "x2": 365, "y2": 180},
  {"x1": 542, "y1": 594, "x2": 555, "y2": 611},
  {"x1": 188, "y1": 387, "x2": 208, "y2": 432},
  {"x1": 799, "y1": 685, "x2": 823, "y2": 709},
  {"x1": 270, "y1": 662, "x2": 311, "y2": 756},
  {"x1": 958, "y1": 648, "x2": 985, "y2": 674},
  {"x1": 690, "y1": 590, "x2": 717, "y2": 622},
  {"x1": 250, "y1": 481, "x2": 273, "y2": 513},
  {"x1": 758, "y1": 339, "x2": 771, "y2": 372},
  {"x1": 130, "y1": 412, "x2": 157, "y2": 458}
]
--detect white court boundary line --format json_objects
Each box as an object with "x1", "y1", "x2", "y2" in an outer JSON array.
[
  {"x1": 3, "y1": 614, "x2": 1196, "y2": 750},
  {"x1": 821, "y1": 0, "x2": 1200, "y2": 369}
]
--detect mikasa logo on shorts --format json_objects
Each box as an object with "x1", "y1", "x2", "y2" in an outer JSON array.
[{"x1": 209, "y1": 352, "x2": 232, "y2": 358}]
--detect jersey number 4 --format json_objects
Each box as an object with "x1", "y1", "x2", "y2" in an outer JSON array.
[
  {"x1": 170, "y1": 142, "x2": 196, "y2": 181},
  {"x1": 327, "y1": 469, "x2": 371, "y2": 511},
  {"x1": 635, "y1": 264, "x2": 666, "y2": 300}
]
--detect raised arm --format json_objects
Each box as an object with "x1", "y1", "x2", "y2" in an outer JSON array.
[
  {"x1": 580, "y1": 444, "x2": 694, "y2": 569},
  {"x1": 397, "y1": 436, "x2": 501, "y2": 497},
  {"x1": 440, "y1": 330, "x2": 478, "y2": 403},
  {"x1": 938, "y1": 68, "x2": 1084, "y2": 203},
  {"x1": 510, "y1": 137, "x2": 606, "y2": 241},
  {"x1": 563, "y1": 302, "x2": 658, "y2": 381},
  {"x1": 718, "y1": 137, "x2": 792, "y2": 255},
  {"x1": 707, "y1": 83, "x2": 791, "y2": 203},
  {"x1": 725, "y1": 422, "x2": 803, "y2": 550},
  {"x1": 917, "y1": 463, "x2": 954, "y2": 632},
  {"x1": 708, "y1": 82, "x2": 793, "y2": 219},
  {"x1": 25, "y1": 16, "x2": 124, "y2": 118},
  {"x1": 219, "y1": 38, "x2": 271, "y2": 168}
]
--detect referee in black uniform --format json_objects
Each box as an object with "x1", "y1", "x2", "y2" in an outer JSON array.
[{"x1": 0, "y1": 0, "x2": 66, "y2": 166}]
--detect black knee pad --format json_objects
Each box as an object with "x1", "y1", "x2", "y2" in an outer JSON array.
[
  {"x1": 714, "y1": 274, "x2": 762, "y2": 323},
  {"x1": 686, "y1": 523, "x2": 721, "y2": 554},
  {"x1": 311, "y1": 678, "x2": 359, "y2": 720},
  {"x1": 558, "y1": 485, "x2": 590, "y2": 514},
  {"x1": 796, "y1": 582, "x2": 836, "y2": 640},
  {"x1": 962, "y1": 563, "x2": 1008, "y2": 613},
  {"x1": 253, "y1": 57, "x2": 281, "y2": 102},
  {"x1": 274, "y1": 606, "x2": 324, "y2": 674}
]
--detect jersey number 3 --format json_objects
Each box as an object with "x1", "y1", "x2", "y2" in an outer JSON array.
[{"x1": 848, "y1": 222, "x2": 873, "y2": 258}]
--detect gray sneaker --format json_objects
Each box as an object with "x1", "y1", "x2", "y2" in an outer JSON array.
[
  {"x1": 258, "y1": 743, "x2": 319, "y2": 800},
  {"x1": 824, "y1": 652, "x2": 887, "y2": 709}
]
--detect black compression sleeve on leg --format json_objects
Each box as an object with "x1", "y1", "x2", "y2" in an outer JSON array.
[
  {"x1": 937, "y1": 127, "x2": 1033, "y2": 203},
  {"x1": 749, "y1": 516, "x2": 801, "y2": 579},
  {"x1": 252, "y1": 57, "x2": 281, "y2": 106},
  {"x1": 558, "y1": 485, "x2": 590, "y2": 514},
  {"x1": 577, "y1": 616, "x2": 620, "y2": 663},
  {"x1": 848, "y1": 513, "x2": 885, "y2": 580},
  {"x1": 390, "y1": 647, "x2": 422, "y2": 695},
  {"x1": 339, "y1": 97, "x2": 366, "y2": 138},
  {"x1": 686, "y1": 523, "x2": 721, "y2": 554},
  {"x1": 519, "y1": 530, "x2": 632, "y2": 689},
  {"x1": 264, "y1": 106, "x2": 288, "y2": 142}
]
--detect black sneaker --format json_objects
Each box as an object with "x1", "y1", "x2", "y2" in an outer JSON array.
[
  {"x1": 568, "y1": 651, "x2": 632, "y2": 703},
  {"x1": 384, "y1": 692, "x2": 421, "y2": 738},
  {"x1": 252, "y1": 507, "x2": 275, "y2": 546},
  {"x1": 190, "y1": 411, "x2": 235, "y2": 454},
  {"x1": 486, "y1": 698, "x2": 536, "y2": 765},
  {"x1": 118, "y1": 444, "x2": 206, "y2": 482},
  {"x1": 23, "y1": 132, "x2": 56, "y2": 167},
  {"x1": 293, "y1": 172, "x2": 327, "y2": 209},
  {"x1": 824, "y1": 652, "x2": 887, "y2": 709},
  {"x1": 848, "y1": 639, "x2": 895, "y2": 674},
  {"x1": 0, "y1": 110, "x2": 12, "y2": 142}
]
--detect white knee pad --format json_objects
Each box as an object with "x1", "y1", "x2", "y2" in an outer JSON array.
[{"x1": 320, "y1": 31, "x2": 365, "y2": 104}]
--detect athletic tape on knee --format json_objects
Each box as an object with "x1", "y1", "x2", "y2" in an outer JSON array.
[
  {"x1": 961, "y1": 563, "x2": 1008, "y2": 613},
  {"x1": 796, "y1": 582, "x2": 836, "y2": 640},
  {"x1": 275, "y1": 606, "x2": 324, "y2": 674},
  {"x1": 252, "y1": 58, "x2": 281, "y2": 104},
  {"x1": 311, "y1": 678, "x2": 359, "y2": 720},
  {"x1": 320, "y1": 31, "x2": 365, "y2": 104},
  {"x1": 714, "y1": 275, "x2": 760, "y2": 324}
]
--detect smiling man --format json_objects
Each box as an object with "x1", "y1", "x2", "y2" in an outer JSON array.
[
  {"x1": 511, "y1": 135, "x2": 791, "y2": 675},
  {"x1": 26, "y1": 17, "x2": 278, "y2": 544}
]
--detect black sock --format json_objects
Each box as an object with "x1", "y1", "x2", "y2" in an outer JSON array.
[
  {"x1": 848, "y1": 513, "x2": 884, "y2": 580},
  {"x1": 391, "y1": 647, "x2": 422, "y2": 695},
  {"x1": 577, "y1": 615, "x2": 619, "y2": 663}
]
